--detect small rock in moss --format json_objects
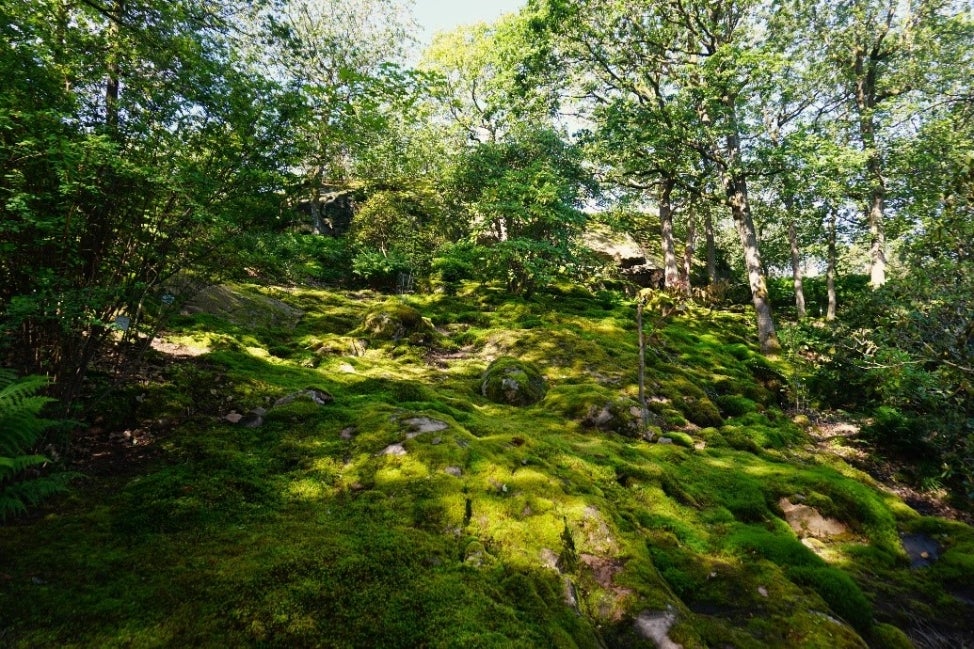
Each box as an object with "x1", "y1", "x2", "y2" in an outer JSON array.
[{"x1": 480, "y1": 357, "x2": 547, "y2": 406}]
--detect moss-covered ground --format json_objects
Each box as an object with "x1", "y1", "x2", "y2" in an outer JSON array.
[{"x1": 2, "y1": 283, "x2": 972, "y2": 648}]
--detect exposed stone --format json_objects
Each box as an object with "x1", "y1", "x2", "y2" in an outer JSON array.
[
  {"x1": 403, "y1": 417, "x2": 448, "y2": 434},
  {"x1": 340, "y1": 426, "x2": 356, "y2": 440},
  {"x1": 584, "y1": 398, "x2": 643, "y2": 437},
  {"x1": 238, "y1": 411, "x2": 264, "y2": 428},
  {"x1": 224, "y1": 412, "x2": 243, "y2": 424},
  {"x1": 274, "y1": 387, "x2": 334, "y2": 408},
  {"x1": 901, "y1": 533, "x2": 941, "y2": 568},
  {"x1": 444, "y1": 466, "x2": 462, "y2": 478},
  {"x1": 779, "y1": 497, "x2": 848, "y2": 539},
  {"x1": 634, "y1": 608, "x2": 683, "y2": 649},
  {"x1": 379, "y1": 443, "x2": 407, "y2": 457}
]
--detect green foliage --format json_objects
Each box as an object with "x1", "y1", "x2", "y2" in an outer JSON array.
[
  {"x1": 226, "y1": 232, "x2": 352, "y2": 286},
  {"x1": 782, "y1": 261, "x2": 974, "y2": 494},
  {"x1": 452, "y1": 128, "x2": 593, "y2": 296},
  {"x1": 351, "y1": 249, "x2": 414, "y2": 290},
  {"x1": 0, "y1": 370, "x2": 72, "y2": 520},
  {"x1": 0, "y1": 0, "x2": 295, "y2": 403},
  {"x1": 767, "y1": 275, "x2": 871, "y2": 318},
  {"x1": 430, "y1": 243, "x2": 479, "y2": 295},
  {"x1": 349, "y1": 189, "x2": 448, "y2": 290}
]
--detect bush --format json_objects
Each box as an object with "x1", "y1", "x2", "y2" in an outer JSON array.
[
  {"x1": 352, "y1": 249, "x2": 414, "y2": 291},
  {"x1": 226, "y1": 232, "x2": 353, "y2": 285},
  {"x1": 431, "y1": 243, "x2": 480, "y2": 295},
  {"x1": 781, "y1": 263, "x2": 974, "y2": 496}
]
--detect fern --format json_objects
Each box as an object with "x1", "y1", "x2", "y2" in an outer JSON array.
[{"x1": 0, "y1": 369, "x2": 74, "y2": 521}]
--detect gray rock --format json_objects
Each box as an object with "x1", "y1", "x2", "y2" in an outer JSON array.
[
  {"x1": 274, "y1": 388, "x2": 333, "y2": 408},
  {"x1": 901, "y1": 533, "x2": 941, "y2": 568},
  {"x1": 404, "y1": 417, "x2": 448, "y2": 433}
]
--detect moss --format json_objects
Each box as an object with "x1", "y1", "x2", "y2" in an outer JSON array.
[
  {"x1": 358, "y1": 301, "x2": 437, "y2": 344},
  {"x1": 3, "y1": 283, "x2": 969, "y2": 648},
  {"x1": 716, "y1": 394, "x2": 760, "y2": 417},
  {"x1": 867, "y1": 623, "x2": 914, "y2": 649},
  {"x1": 665, "y1": 431, "x2": 695, "y2": 448},
  {"x1": 583, "y1": 397, "x2": 644, "y2": 438},
  {"x1": 480, "y1": 357, "x2": 547, "y2": 406},
  {"x1": 786, "y1": 566, "x2": 873, "y2": 633}
]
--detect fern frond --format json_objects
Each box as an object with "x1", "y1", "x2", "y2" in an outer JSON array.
[
  {"x1": 0, "y1": 375, "x2": 52, "y2": 409},
  {"x1": 0, "y1": 369, "x2": 75, "y2": 522},
  {"x1": 0, "y1": 474, "x2": 75, "y2": 522},
  {"x1": 0, "y1": 454, "x2": 50, "y2": 480}
]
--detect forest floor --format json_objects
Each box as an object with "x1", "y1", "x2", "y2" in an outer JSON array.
[{"x1": 2, "y1": 282, "x2": 973, "y2": 649}]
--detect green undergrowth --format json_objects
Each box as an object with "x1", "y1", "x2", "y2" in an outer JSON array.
[{"x1": 2, "y1": 283, "x2": 972, "y2": 648}]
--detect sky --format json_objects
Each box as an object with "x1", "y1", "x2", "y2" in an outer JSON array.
[{"x1": 412, "y1": 0, "x2": 526, "y2": 46}]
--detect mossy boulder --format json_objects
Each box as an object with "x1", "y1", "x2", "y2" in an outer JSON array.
[
  {"x1": 481, "y1": 357, "x2": 547, "y2": 406},
  {"x1": 584, "y1": 397, "x2": 645, "y2": 438},
  {"x1": 359, "y1": 302, "x2": 436, "y2": 344},
  {"x1": 182, "y1": 284, "x2": 304, "y2": 330}
]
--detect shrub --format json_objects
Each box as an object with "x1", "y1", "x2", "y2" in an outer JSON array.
[{"x1": 431, "y1": 243, "x2": 480, "y2": 295}]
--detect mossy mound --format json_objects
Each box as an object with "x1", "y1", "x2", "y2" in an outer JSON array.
[
  {"x1": 182, "y1": 284, "x2": 304, "y2": 330},
  {"x1": 480, "y1": 356, "x2": 547, "y2": 406},
  {"x1": 584, "y1": 397, "x2": 645, "y2": 438},
  {"x1": 358, "y1": 301, "x2": 437, "y2": 344}
]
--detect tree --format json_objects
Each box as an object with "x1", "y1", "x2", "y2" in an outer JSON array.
[
  {"x1": 422, "y1": 11, "x2": 559, "y2": 144},
  {"x1": 534, "y1": 0, "x2": 784, "y2": 351},
  {"x1": 0, "y1": 0, "x2": 295, "y2": 406},
  {"x1": 250, "y1": 0, "x2": 418, "y2": 232},
  {"x1": 451, "y1": 128, "x2": 593, "y2": 296},
  {"x1": 793, "y1": 0, "x2": 969, "y2": 288}
]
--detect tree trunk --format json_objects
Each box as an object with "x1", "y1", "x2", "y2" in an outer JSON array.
[
  {"x1": 705, "y1": 206, "x2": 716, "y2": 284},
  {"x1": 720, "y1": 111, "x2": 779, "y2": 353},
  {"x1": 659, "y1": 178, "x2": 680, "y2": 290},
  {"x1": 788, "y1": 218, "x2": 806, "y2": 319},
  {"x1": 827, "y1": 207, "x2": 838, "y2": 321},
  {"x1": 725, "y1": 173, "x2": 779, "y2": 353},
  {"x1": 856, "y1": 51, "x2": 887, "y2": 287},
  {"x1": 105, "y1": 1, "x2": 123, "y2": 132},
  {"x1": 682, "y1": 210, "x2": 696, "y2": 293}
]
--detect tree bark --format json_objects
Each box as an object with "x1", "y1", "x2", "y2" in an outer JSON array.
[
  {"x1": 683, "y1": 210, "x2": 696, "y2": 293},
  {"x1": 705, "y1": 206, "x2": 716, "y2": 284},
  {"x1": 659, "y1": 177, "x2": 680, "y2": 290},
  {"x1": 788, "y1": 218, "x2": 806, "y2": 319},
  {"x1": 720, "y1": 108, "x2": 779, "y2": 353},
  {"x1": 827, "y1": 207, "x2": 838, "y2": 321},
  {"x1": 855, "y1": 50, "x2": 887, "y2": 287},
  {"x1": 105, "y1": 0, "x2": 123, "y2": 132}
]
